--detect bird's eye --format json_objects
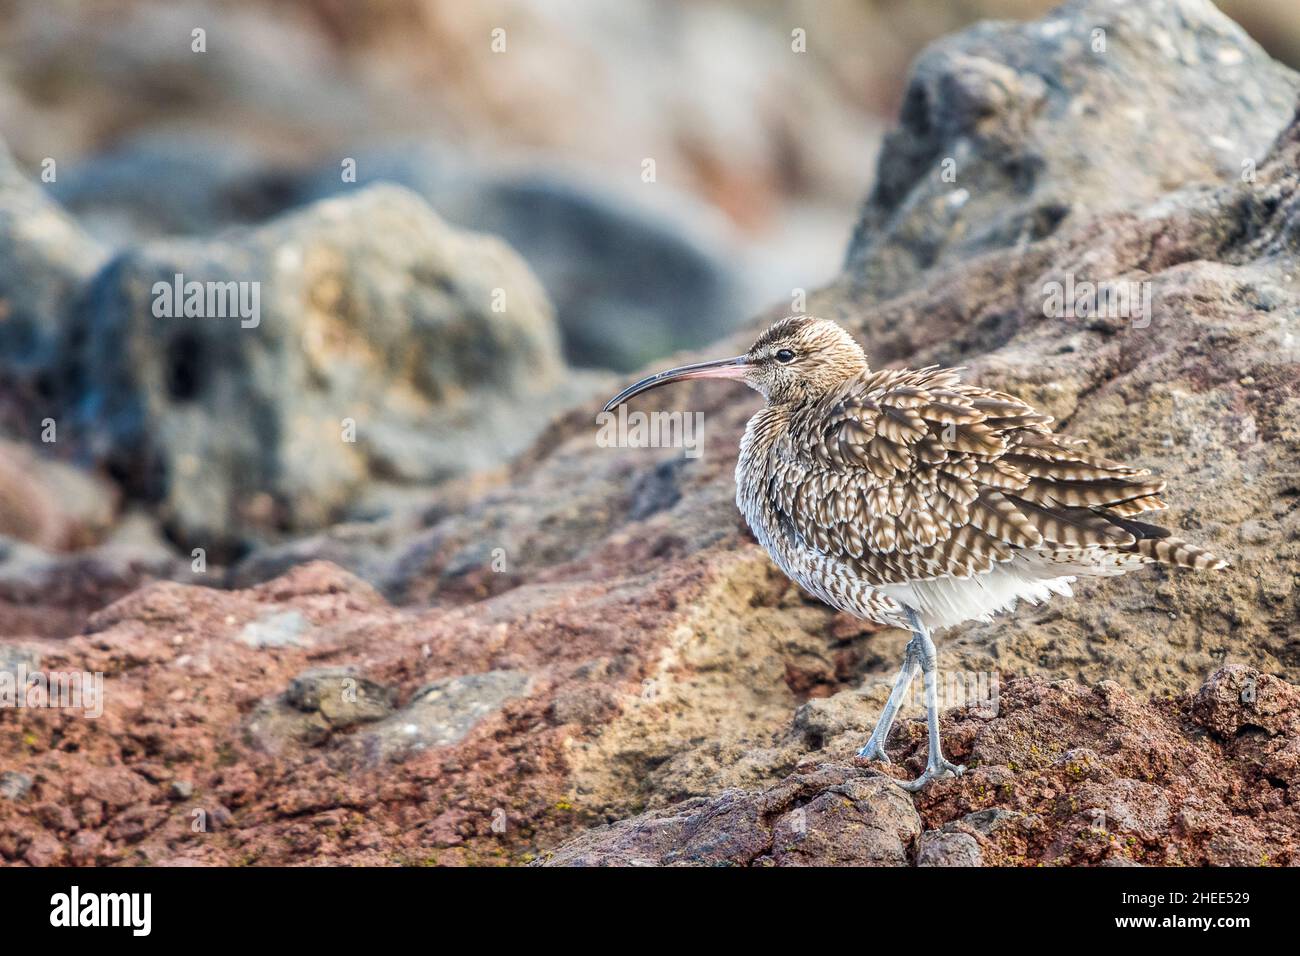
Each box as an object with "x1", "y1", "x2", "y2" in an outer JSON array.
[{"x1": 775, "y1": 349, "x2": 796, "y2": 364}]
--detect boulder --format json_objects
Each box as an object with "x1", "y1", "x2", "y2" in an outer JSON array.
[
  {"x1": 245, "y1": 668, "x2": 398, "y2": 755},
  {"x1": 343, "y1": 670, "x2": 531, "y2": 764},
  {"x1": 47, "y1": 131, "x2": 298, "y2": 245},
  {"x1": 68, "y1": 183, "x2": 599, "y2": 553},
  {"x1": 0, "y1": 439, "x2": 117, "y2": 549},
  {"x1": 846, "y1": 0, "x2": 1300, "y2": 298},
  {"x1": 296, "y1": 149, "x2": 761, "y2": 372},
  {"x1": 534, "y1": 767, "x2": 921, "y2": 867},
  {"x1": 0, "y1": 772, "x2": 33, "y2": 803}
]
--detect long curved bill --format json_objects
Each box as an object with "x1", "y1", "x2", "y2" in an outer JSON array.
[{"x1": 603, "y1": 356, "x2": 751, "y2": 413}]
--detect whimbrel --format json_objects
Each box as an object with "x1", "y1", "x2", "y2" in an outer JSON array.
[{"x1": 604, "y1": 316, "x2": 1227, "y2": 789}]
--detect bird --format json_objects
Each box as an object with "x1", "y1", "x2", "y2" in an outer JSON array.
[{"x1": 603, "y1": 315, "x2": 1228, "y2": 790}]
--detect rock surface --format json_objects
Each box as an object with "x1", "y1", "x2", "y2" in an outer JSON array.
[
  {"x1": 7, "y1": 554, "x2": 1292, "y2": 867},
  {"x1": 540, "y1": 666, "x2": 1300, "y2": 866},
  {"x1": 536, "y1": 768, "x2": 922, "y2": 867},
  {"x1": 304, "y1": 0, "x2": 1300, "y2": 704}
]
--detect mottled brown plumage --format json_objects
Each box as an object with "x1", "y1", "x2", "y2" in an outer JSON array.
[{"x1": 605, "y1": 315, "x2": 1228, "y2": 787}]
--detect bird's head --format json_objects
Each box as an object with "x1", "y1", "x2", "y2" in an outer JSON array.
[{"x1": 603, "y1": 316, "x2": 868, "y2": 412}]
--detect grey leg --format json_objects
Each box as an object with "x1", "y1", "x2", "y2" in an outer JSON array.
[
  {"x1": 898, "y1": 625, "x2": 965, "y2": 791},
  {"x1": 856, "y1": 635, "x2": 921, "y2": 763}
]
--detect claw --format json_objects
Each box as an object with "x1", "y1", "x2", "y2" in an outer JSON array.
[
  {"x1": 897, "y1": 758, "x2": 965, "y2": 792},
  {"x1": 856, "y1": 741, "x2": 891, "y2": 764}
]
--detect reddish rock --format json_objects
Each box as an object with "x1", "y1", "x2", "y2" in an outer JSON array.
[
  {"x1": 1190, "y1": 664, "x2": 1300, "y2": 738},
  {"x1": 0, "y1": 441, "x2": 117, "y2": 550}
]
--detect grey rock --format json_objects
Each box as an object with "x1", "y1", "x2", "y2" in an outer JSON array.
[
  {"x1": 203, "y1": 804, "x2": 234, "y2": 832},
  {"x1": 68, "y1": 183, "x2": 598, "y2": 552},
  {"x1": 285, "y1": 668, "x2": 396, "y2": 726},
  {"x1": 237, "y1": 610, "x2": 311, "y2": 649},
  {"x1": 0, "y1": 140, "x2": 108, "y2": 401},
  {"x1": 960, "y1": 807, "x2": 1027, "y2": 836},
  {"x1": 168, "y1": 780, "x2": 195, "y2": 801},
  {"x1": 0, "y1": 642, "x2": 41, "y2": 675},
  {"x1": 47, "y1": 132, "x2": 759, "y2": 373},
  {"x1": 244, "y1": 697, "x2": 330, "y2": 754},
  {"x1": 916, "y1": 828, "x2": 984, "y2": 866},
  {"x1": 348, "y1": 670, "x2": 531, "y2": 763},
  {"x1": 243, "y1": 666, "x2": 396, "y2": 755},
  {"x1": 49, "y1": 132, "x2": 298, "y2": 245},
  {"x1": 537, "y1": 765, "x2": 923, "y2": 866},
  {"x1": 298, "y1": 148, "x2": 758, "y2": 371},
  {"x1": 0, "y1": 770, "x2": 33, "y2": 801},
  {"x1": 222, "y1": 518, "x2": 409, "y2": 593},
  {"x1": 846, "y1": 0, "x2": 1300, "y2": 299},
  {"x1": 768, "y1": 776, "x2": 921, "y2": 867}
]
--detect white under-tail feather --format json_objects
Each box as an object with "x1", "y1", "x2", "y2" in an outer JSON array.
[{"x1": 881, "y1": 547, "x2": 1149, "y2": 632}]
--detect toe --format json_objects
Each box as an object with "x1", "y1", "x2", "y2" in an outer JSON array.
[
  {"x1": 897, "y1": 774, "x2": 930, "y2": 793},
  {"x1": 856, "y1": 740, "x2": 892, "y2": 763},
  {"x1": 896, "y1": 760, "x2": 964, "y2": 791}
]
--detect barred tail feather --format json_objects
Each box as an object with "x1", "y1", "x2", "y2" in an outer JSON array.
[
  {"x1": 1134, "y1": 537, "x2": 1229, "y2": 570},
  {"x1": 1095, "y1": 509, "x2": 1229, "y2": 570}
]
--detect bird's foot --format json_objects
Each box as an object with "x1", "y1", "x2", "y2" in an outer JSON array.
[
  {"x1": 897, "y1": 757, "x2": 965, "y2": 792},
  {"x1": 855, "y1": 739, "x2": 891, "y2": 764}
]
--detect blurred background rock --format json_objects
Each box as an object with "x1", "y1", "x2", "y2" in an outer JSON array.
[{"x1": 6, "y1": 0, "x2": 1292, "y2": 372}]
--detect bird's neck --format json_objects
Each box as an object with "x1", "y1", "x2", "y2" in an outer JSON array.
[
  {"x1": 735, "y1": 404, "x2": 790, "y2": 540},
  {"x1": 767, "y1": 362, "x2": 867, "y2": 412}
]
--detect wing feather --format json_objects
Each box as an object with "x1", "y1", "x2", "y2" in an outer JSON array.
[{"x1": 768, "y1": 367, "x2": 1170, "y2": 585}]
